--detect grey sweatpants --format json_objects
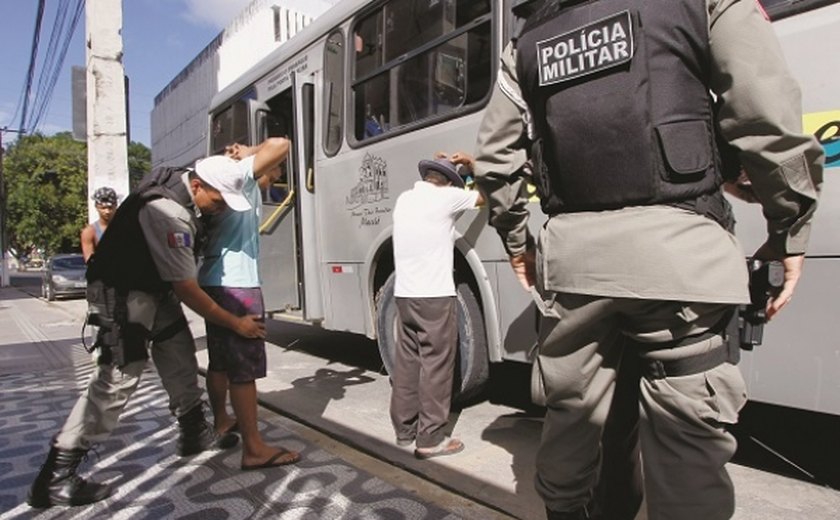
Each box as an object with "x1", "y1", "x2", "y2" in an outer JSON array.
[
  {"x1": 532, "y1": 292, "x2": 746, "y2": 520},
  {"x1": 54, "y1": 281, "x2": 203, "y2": 451},
  {"x1": 390, "y1": 296, "x2": 458, "y2": 448}
]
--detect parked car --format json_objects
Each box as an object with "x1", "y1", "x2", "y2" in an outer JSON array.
[{"x1": 42, "y1": 254, "x2": 87, "y2": 301}]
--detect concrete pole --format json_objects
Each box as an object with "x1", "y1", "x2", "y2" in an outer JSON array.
[
  {"x1": 0, "y1": 130, "x2": 8, "y2": 287},
  {"x1": 85, "y1": 0, "x2": 129, "y2": 222}
]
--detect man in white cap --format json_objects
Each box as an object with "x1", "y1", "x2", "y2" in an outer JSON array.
[
  {"x1": 28, "y1": 157, "x2": 265, "y2": 508},
  {"x1": 198, "y1": 138, "x2": 301, "y2": 471}
]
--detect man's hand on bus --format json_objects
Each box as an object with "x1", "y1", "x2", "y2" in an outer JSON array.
[
  {"x1": 435, "y1": 150, "x2": 476, "y2": 172},
  {"x1": 754, "y1": 243, "x2": 804, "y2": 321},
  {"x1": 510, "y1": 248, "x2": 537, "y2": 290}
]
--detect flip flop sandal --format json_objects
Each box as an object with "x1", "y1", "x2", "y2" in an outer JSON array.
[
  {"x1": 241, "y1": 448, "x2": 301, "y2": 471},
  {"x1": 414, "y1": 437, "x2": 464, "y2": 460}
]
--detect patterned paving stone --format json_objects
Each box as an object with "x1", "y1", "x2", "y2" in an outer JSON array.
[{"x1": 0, "y1": 351, "x2": 461, "y2": 519}]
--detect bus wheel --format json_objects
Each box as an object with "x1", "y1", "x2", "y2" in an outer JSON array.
[{"x1": 375, "y1": 273, "x2": 489, "y2": 406}]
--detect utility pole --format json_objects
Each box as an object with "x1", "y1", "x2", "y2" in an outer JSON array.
[
  {"x1": 85, "y1": 0, "x2": 129, "y2": 222},
  {"x1": 0, "y1": 127, "x2": 26, "y2": 288}
]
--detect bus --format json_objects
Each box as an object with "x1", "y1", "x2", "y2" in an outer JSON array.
[{"x1": 205, "y1": 0, "x2": 840, "y2": 413}]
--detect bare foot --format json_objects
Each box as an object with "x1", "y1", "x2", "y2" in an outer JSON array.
[{"x1": 241, "y1": 447, "x2": 300, "y2": 470}]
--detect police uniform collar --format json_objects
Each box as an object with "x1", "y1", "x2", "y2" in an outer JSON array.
[{"x1": 177, "y1": 171, "x2": 198, "y2": 215}]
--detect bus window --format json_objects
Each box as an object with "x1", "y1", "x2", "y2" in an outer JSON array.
[
  {"x1": 355, "y1": 72, "x2": 390, "y2": 139},
  {"x1": 210, "y1": 93, "x2": 253, "y2": 154},
  {"x1": 261, "y1": 89, "x2": 294, "y2": 205},
  {"x1": 355, "y1": 11, "x2": 383, "y2": 79},
  {"x1": 323, "y1": 30, "x2": 345, "y2": 156},
  {"x1": 351, "y1": 0, "x2": 493, "y2": 143}
]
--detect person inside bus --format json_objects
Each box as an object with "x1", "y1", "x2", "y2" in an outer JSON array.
[
  {"x1": 390, "y1": 151, "x2": 484, "y2": 459},
  {"x1": 80, "y1": 186, "x2": 118, "y2": 262},
  {"x1": 198, "y1": 137, "x2": 300, "y2": 471}
]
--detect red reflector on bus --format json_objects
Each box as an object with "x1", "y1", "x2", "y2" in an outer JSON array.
[{"x1": 331, "y1": 265, "x2": 343, "y2": 274}]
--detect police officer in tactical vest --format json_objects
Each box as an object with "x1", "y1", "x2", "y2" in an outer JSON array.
[
  {"x1": 474, "y1": 0, "x2": 824, "y2": 518},
  {"x1": 28, "y1": 157, "x2": 266, "y2": 508}
]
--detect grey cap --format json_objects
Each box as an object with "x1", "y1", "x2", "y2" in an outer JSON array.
[{"x1": 417, "y1": 158, "x2": 466, "y2": 188}]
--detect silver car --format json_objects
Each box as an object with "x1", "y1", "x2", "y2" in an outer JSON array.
[{"x1": 42, "y1": 254, "x2": 87, "y2": 301}]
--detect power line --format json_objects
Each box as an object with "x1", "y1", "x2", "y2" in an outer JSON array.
[
  {"x1": 30, "y1": 0, "x2": 85, "y2": 132},
  {"x1": 19, "y1": 0, "x2": 47, "y2": 134}
]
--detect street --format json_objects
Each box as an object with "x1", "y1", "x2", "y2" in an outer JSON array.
[{"x1": 1, "y1": 282, "x2": 838, "y2": 519}]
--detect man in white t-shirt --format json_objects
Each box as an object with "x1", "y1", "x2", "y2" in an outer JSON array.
[{"x1": 391, "y1": 152, "x2": 484, "y2": 459}]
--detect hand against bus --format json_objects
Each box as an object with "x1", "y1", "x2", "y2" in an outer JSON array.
[
  {"x1": 753, "y1": 243, "x2": 804, "y2": 321},
  {"x1": 510, "y1": 248, "x2": 537, "y2": 290},
  {"x1": 435, "y1": 150, "x2": 476, "y2": 172},
  {"x1": 235, "y1": 315, "x2": 267, "y2": 339}
]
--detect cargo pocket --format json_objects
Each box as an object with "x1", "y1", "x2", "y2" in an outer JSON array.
[
  {"x1": 656, "y1": 120, "x2": 712, "y2": 183},
  {"x1": 661, "y1": 363, "x2": 746, "y2": 426},
  {"x1": 531, "y1": 353, "x2": 547, "y2": 407},
  {"x1": 704, "y1": 363, "x2": 747, "y2": 425}
]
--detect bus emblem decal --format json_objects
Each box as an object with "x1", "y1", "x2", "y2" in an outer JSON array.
[
  {"x1": 346, "y1": 153, "x2": 389, "y2": 209},
  {"x1": 346, "y1": 153, "x2": 391, "y2": 228}
]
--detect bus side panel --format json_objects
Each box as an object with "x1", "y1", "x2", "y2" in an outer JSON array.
[
  {"x1": 734, "y1": 3, "x2": 840, "y2": 415},
  {"x1": 315, "y1": 114, "x2": 489, "y2": 336},
  {"x1": 738, "y1": 258, "x2": 840, "y2": 415}
]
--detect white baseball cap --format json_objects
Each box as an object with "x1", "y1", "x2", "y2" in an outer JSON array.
[{"x1": 193, "y1": 155, "x2": 251, "y2": 212}]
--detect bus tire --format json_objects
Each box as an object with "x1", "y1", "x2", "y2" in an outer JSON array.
[{"x1": 375, "y1": 272, "x2": 489, "y2": 406}]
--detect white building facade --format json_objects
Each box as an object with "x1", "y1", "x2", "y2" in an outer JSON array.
[{"x1": 151, "y1": 1, "x2": 313, "y2": 168}]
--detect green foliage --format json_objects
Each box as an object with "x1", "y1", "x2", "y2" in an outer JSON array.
[
  {"x1": 128, "y1": 140, "x2": 151, "y2": 190},
  {"x1": 2, "y1": 133, "x2": 151, "y2": 256}
]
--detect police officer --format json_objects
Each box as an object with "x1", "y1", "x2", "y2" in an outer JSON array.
[
  {"x1": 28, "y1": 156, "x2": 266, "y2": 508},
  {"x1": 473, "y1": 1, "x2": 824, "y2": 519}
]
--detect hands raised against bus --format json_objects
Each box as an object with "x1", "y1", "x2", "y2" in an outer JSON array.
[
  {"x1": 224, "y1": 143, "x2": 252, "y2": 161},
  {"x1": 435, "y1": 150, "x2": 476, "y2": 172}
]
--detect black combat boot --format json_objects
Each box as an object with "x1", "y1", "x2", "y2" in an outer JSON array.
[
  {"x1": 27, "y1": 446, "x2": 111, "y2": 508},
  {"x1": 176, "y1": 403, "x2": 218, "y2": 456}
]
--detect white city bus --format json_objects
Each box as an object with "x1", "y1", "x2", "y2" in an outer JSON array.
[{"x1": 206, "y1": 0, "x2": 840, "y2": 412}]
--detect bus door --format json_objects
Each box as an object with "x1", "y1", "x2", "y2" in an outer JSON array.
[
  {"x1": 291, "y1": 72, "x2": 324, "y2": 322},
  {"x1": 255, "y1": 73, "x2": 321, "y2": 319},
  {"x1": 254, "y1": 89, "x2": 302, "y2": 314}
]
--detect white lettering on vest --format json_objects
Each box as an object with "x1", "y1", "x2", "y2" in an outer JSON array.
[{"x1": 536, "y1": 10, "x2": 635, "y2": 87}]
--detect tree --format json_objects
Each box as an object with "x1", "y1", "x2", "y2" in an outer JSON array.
[
  {"x1": 128, "y1": 140, "x2": 151, "y2": 190},
  {"x1": 3, "y1": 132, "x2": 151, "y2": 257},
  {"x1": 5, "y1": 132, "x2": 87, "y2": 257}
]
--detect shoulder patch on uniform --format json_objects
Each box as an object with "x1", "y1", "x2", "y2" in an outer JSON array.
[
  {"x1": 536, "y1": 10, "x2": 634, "y2": 87},
  {"x1": 167, "y1": 232, "x2": 192, "y2": 248}
]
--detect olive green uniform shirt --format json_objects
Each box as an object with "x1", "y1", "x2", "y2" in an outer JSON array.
[{"x1": 474, "y1": 0, "x2": 823, "y2": 304}]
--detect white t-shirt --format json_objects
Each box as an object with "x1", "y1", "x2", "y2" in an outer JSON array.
[{"x1": 393, "y1": 181, "x2": 479, "y2": 298}]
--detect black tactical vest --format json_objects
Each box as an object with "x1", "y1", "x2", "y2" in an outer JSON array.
[
  {"x1": 86, "y1": 167, "x2": 199, "y2": 292},
  {"x1": 516, "y1": 0, "x2": 723, "y2": 214}
]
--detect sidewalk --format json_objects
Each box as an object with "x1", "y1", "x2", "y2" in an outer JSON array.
[
  {"x1": 0, "y1": 287, "x2": 503, "y2": 519},
  {"x1": 2, "y1": 285, "x2": 838, "y2": 519}
]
